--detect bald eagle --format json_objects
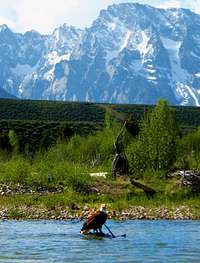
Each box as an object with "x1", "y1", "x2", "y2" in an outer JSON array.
[{"x1": 80, "y1": 204, "x2": 107, "y2": 235}]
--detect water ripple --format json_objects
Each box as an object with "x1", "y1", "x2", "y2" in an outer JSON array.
[{"x1": 0, "y1": 220, "x2": 200, "y2": 262}]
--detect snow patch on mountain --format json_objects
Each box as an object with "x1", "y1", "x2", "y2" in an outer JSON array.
[
  {"x1": 11, "y1": 63, "x2": 38, "y2": 77},
  {"x1": 138, "y1": 31, "x2": 150, "y2": 56},
  {"x1": 108, "y1": 22, "x2": 117, "y2": 31},
  {"x1": 185, "y1": 85, "x2": 200, "y2": 106},
  {"x1": 176, "y1": 83, "x2": 200, "y2": 106},
  {"x1": 120, "y1": 30, "x2": 131, "y2": 51},
  {"x1": 47, "y1": 51, "x2": 70, "y2": 65},
  {"x1": 161, "y1": 38, "x2": 182, "y2": 75},
  {"x1": 52, "y1": 77, "x2": 68, "y2": 99},
  {"x1": 161, "y1": 37, "x2": 192, "y2": 103},
  {"x1": 176, "y1": 83, "x2": 190, "y2": 105}
]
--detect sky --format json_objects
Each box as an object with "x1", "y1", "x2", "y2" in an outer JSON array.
[{"x1": 0, "y1": 0, "x2": 199, "y2": 34}]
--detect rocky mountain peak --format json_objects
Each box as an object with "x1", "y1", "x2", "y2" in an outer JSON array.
[{"x1": 0, "y1": 3, "x2": 200, "y2": 106}]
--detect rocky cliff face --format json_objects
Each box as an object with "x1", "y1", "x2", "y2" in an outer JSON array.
[{"x1": 1, "y1": 3, "x2": 200, "y2": 105}]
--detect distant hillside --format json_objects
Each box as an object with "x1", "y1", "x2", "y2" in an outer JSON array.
[
  {"x1": 0, "y1": 99, "x2": 200, "y2": 153},
  {"x1": 0, "y1": 99, "x2": 105, "y2": 123},
  {"x1": 0, "y1": 99, "x2": 200, "y2": 129}
]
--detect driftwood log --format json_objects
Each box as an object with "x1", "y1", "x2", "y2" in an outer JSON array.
[
  {"x1": 170, "y1": 170, "x2": 200, "y2": 193},
  {"x1": 181, "y1": 171, "x2": 200, "y2": 193},
  {"x1": 130, "y1": 179, "x2": 156, "y2": 198}
]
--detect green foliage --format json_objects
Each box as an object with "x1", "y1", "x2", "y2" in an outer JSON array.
[
  {"x1": 104, "y1": 108, "x2": 118, "y2": 129},
  {"x1": 0, "y1": 99, "x2": 105, "y2": 154},
  {"x1": 1, "y1": 99, "x2": 200, "y2": 155},
  {"x1": 57, "y1": 123, "x2": 73, "y2": 141},
  {"x1": 0, "y1": 118, "x2": 123, "y2": 194},
  {"x1": 0, "y1": 130, "x2": 12, "y2": 152},
  {"x1": 124, "y1": 115, "x2": 140, "y2": 137},
  {"x1": 65, "y1": 169, "x2": 92, "y2": 193},
  {"x1": 0, "y1": 99, "x2": 105, "y2": 122},
  {"x1": 176, "y1": 127, "x2": 200, "y2": 170},
  {"x1": 8, "y1": 129, "x2": 19, "y2": 152},
  {"x1": 128, "y1": 100, "x2": 180, "y2": 175},
  {"x1": 57, "y1": 124, "x2": 120, "y2": 168},
  {"x1": 112, "y1": 103, "x2": 200, "y2": 129},
  {"x1": 0, "y1": 152, "x2": 93, "y2": 194},
  {"x1": 0, "y1": 156, "x2": 30, "y2": 185},
  {"x1": 0, "y1": 120, "x2": 101, "y2": 154},
  {"x1": 2, "y1": 98, "x2": 200, "y2": 210},
  {"x1": 27, "y1": 159, "x2": 92, "y2": 192}
]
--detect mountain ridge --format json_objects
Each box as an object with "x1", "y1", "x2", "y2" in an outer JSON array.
[{"x1": 0, "y1": 3, "x2": 200, "y2": 106}]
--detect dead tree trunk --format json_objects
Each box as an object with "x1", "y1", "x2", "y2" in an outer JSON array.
[{"x1": 112, "y1": 122, "x2": 129, "y2": 179}]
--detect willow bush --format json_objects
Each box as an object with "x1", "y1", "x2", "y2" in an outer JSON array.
[
  {"x1": 127, "y1": 100, "x2": 180, "y2": 177},
  {"x1": 176, "y1": 127, "x2": 200, "y2": 170}
]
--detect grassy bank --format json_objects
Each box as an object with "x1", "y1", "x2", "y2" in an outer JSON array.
[
  {"x1": 0, "y1": 178, "x2": 200, "y2": 220},
  {"x1": 0, "y1": 167, "x2": 200, "y2": 220},
  {"x1": 1, "y1": 100, "x2": 200, "y2": 220}
]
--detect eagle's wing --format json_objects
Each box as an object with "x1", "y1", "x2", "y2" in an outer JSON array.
[{"x1": 83, "y1": 211, "x2": 106, "y2": 229}]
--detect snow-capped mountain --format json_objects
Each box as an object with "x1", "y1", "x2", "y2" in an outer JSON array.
[
  {"x1": 1, "y1": 3, "x2": 200, "y2": 105},
  {"x1": 0, "y1": 87, "x2": 16, "y2": 99}
]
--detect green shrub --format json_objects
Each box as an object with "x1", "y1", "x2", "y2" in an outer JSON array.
[
  {"x1": 54, "y1": 125, "x2": 120, "y2": 168},
  {"x1": 127, "y1": 100, "x2": 180, "y2": 176},
  {"x1": 0, "y1": 157, "x2": 30, "y2": 185},
  {"x1": 8, "y1": 130, "x2": 19, "y2": 152},
  {"x1": 26, "y1": 153, "x2": 93, "y2": 192},
  {"x1": 176, "y1": 127, "x2": 200, "y2": 170}
]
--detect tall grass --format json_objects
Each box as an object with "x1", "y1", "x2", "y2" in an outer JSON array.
[
  {"x1": 0, "y1": 156, "x2": 30, "y2": 185},
  {"x1": 0, "y1": 123, "x2": 122, "y2": 192}
]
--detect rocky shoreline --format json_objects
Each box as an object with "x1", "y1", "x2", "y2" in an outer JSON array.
[
  {"x1": 0, "y1": 205, "x2": 199, "y2": 221},
  {"x1": 0, "y1": 183, "x2": 199, "y2": 221}
]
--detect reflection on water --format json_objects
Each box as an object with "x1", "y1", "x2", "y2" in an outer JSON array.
[{"x1": 0, "y1": 220, "x2": 200, "y2": 262}]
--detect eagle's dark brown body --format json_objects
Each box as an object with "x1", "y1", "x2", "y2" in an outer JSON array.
[{"x1": 81, "y1": 210, "x2": 107, "y2": 234}]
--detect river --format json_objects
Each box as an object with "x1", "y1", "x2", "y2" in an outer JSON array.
[{"x1": 0, "y1": 220, "x2": 200, "y2": 262}]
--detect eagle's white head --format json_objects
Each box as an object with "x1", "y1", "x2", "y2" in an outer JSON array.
[{"x1": 99, "y1": 203, "x2": 107, "y2": 214}]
